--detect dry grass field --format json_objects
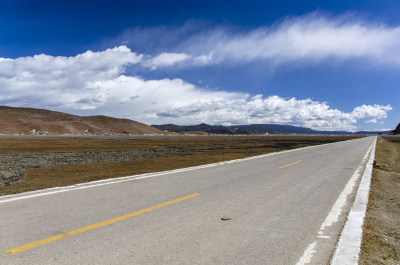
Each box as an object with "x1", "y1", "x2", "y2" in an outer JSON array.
[
  {"x1": 360, "y1": 136, "x2": 400, "y2": 265},
  {"x1": 0, "y1": 135, "x2": 359, "y2": 196}
]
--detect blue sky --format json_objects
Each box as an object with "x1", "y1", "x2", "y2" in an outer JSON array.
[{"x1": 0, "y1": 0, "x2": 399, "y2": 131}]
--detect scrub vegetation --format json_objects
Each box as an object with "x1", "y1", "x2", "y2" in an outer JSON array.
[{"x1": 0, "y1": 135, "x2": 359, "y2": 196}]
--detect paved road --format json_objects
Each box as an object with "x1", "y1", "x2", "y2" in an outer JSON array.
[{"x1": 0, "y1": 136, "x2": 375, "y2": 264}]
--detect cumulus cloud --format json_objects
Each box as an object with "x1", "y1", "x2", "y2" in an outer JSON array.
[
  {"x1": 141, "y1": 94, "x2": 391, "y2": 131},
  {"x1": 0, "y1": 46, "x2": 392, "y2": 131},
  {"x1": 0, "y1": 46, "x2": 142, "y2": 110},
  {"x1": 351, "y1": 104, "x2": 392, "y2": 120}
]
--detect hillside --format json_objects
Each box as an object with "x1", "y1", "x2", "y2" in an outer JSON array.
[
  {"x1": 391, "y1": 123, "x2": 400, "y2": 135},
  {"x1": 152, "y1": 123, "x2": 391, "y2": 135},
  {"x1": 0, "y1": 106, "x2": 160, "y2": 135},
  {"x1": 152, "y1": 123, "x2": 316, "y2": 134}
]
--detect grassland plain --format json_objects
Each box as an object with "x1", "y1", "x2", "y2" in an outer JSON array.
[
  {"x1": 360, "y1": 136, "x2": 400, "y2": 265},
  {"x1": 0, "y1": 135, "x2": 360, "y2": 196}
]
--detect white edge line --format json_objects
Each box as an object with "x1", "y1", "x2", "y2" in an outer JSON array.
[
  {"x1": 295, "y1": 136, "x2": 376, "y2": 265},
  {"x1": 0, "y1": 137, "x2": 364, "y2": 204},
  {"x1": 330, "y1": 136, "x2": 377, "y2": 265},
  {"x1": 296, "y1": 242, "x2": 317, "y2": 265}
]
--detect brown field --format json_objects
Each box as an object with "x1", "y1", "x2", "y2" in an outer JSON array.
[
  {"x1": 360, "y1": 135, "x2": 400, "y2": 264},
  {"x1": 0, "y1": 135, "x2": 361, "y2": 196}
]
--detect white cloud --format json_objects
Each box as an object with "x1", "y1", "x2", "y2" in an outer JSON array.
[
  {"x1": 93, "y1": 13, "x2": 400, "y2": 70},
  {"x1": 210, "y1": 14, "x2": 400, "y2": 65},
  {"x1": 0, "y1": 46, "x2": 141, "y2": 78},
  {"x1": 351, "y1": 104, "x2": 392, "y2": 120},
  {"x1": 143, "y1": 52, "x2": 213, "y2": 70},
  {"x1": 127, "y1": 13, "x2": 400, "y2": 67},
  {"x1": 0, "y1": 46, "x2": 142, "y2": 110},
  {"x1": 144, "y1": 53, "x2": 191, "y2": 70},
  {"x1": 138, "y1": 93, "x2": 391, "y2": 131},
  {"x1": 0, "y1": 46, "x2": 392, "y2": 131}
]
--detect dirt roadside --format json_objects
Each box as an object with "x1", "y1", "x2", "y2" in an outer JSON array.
[
  {"x1": 0, "y1": 135, "x2": 359, "y2": 195},
  {"x1": 359, "y1": 136, "x2": 400, "y2": 265}
]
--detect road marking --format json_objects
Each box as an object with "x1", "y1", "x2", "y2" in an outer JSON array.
[
  {"x1": 331, "y1": 137, "x2": 377, "y2": 264},
  {"x1": 321, "y1": 151, "x2": 330, "y2": 154},
  {"x1": 278, "y1": 160, "x2": 302, "y2": 169},
  {"x1": 296, "y1": 137, "x2": 376, "y2": 265},
  {"x1": 4, "y1": 193, "x2": 200, "y2": 255},
  {"x1": 295, "y1": 242, "x2": 316, "y2": 265}
]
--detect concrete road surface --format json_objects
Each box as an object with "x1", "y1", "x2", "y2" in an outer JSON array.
[{"x1": 0, "y1": 136, "x2": 375, "y2": 264}]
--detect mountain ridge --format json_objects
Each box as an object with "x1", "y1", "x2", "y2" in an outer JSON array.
[{"x1": 152, "y1": 123, "x2": 392, "y2": 135}]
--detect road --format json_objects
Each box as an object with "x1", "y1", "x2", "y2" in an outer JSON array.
[{"x1": 0, "y1": 136, "x2": 375, "y2": 264}]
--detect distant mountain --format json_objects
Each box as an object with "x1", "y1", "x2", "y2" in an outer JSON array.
[
  {"x1": 391, "y1": 123, "x2": 400, "y2": 135},
  {"x1": 354, "y1": 130, "x2": 392, "y2": 135},
  {"x1": 0, "y1": 106, "x2": 160, "y2": 135},
  {"x1": 152, "y1": 123, "x2": 391, "y2": 135}
]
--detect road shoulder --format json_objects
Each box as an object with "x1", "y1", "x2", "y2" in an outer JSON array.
[{"x1": 359, "y1": 136, "x2": 400, "y2": 264}]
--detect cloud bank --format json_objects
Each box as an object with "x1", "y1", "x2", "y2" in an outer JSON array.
[
  {"x1": 193, "y1": 14, "x2": 400, "y2": 66},
  {"x1": 0, "y1": 43, "x2": 392, "y2": 131},
  {"x1": 117, "y1": 12, "x2": 400, "y2": 68}
]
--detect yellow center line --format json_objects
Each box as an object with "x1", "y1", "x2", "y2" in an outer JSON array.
[
  {"x1": 278, "y1": 160, "x2": 302, "y2": 169},
  {"x1": 321, "y1": 150, "x2": 330, "y2": 154},
  {"x1": 5, "y1": 193, "x2": 200, "y2": 255}
]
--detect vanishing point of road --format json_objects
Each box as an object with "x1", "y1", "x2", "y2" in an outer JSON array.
[{"x1": 0, "y1": 136, "x2": 375, "y2": 264}]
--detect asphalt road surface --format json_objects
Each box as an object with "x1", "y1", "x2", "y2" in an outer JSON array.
[{"x1": 0, "y1": 136, "x2": 375, "y2": 265}]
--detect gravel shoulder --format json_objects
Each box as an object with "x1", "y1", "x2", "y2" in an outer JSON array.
[{"x1": 359, "y1": 136, "x2": 400, "y2": 264}]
